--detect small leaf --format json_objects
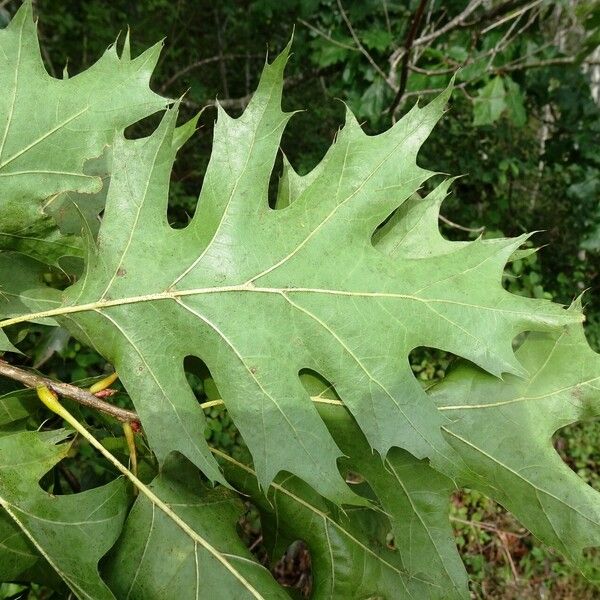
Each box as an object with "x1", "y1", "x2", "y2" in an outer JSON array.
[
  {"x1": 362, "y1": 29, "x2": 393, "y2": 52},
  {"x1": 473, "y1": 77, "x2": 506, "y2": 126},
  {"x1": 0, "y1": 252, "x2": 62, "y2": 351},
  {"x1": 505, "y1": 77, "x2": 527, "y2": 127},
  {"x1": 0, "y1": 387, "x2": 37, "y2": 426}
]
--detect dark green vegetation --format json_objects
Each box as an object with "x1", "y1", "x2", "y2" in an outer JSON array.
[{"x1": 0, "y1": 1, "x2": 599, "y2": 598}]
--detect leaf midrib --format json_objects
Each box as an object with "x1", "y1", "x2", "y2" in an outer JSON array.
[{"x1": 0, "y1": 283, "x2": 573, "y2": 330}]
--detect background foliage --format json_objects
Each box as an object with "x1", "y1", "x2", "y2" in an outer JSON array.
[{"x1": 1, "y1": 1, "x2": 599, "y2": 598}]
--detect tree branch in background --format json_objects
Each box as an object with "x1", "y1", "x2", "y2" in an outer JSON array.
[
  {"x1": 160, "y1": 55, "x2": 253, "y2": 92},
  {"x1": 185, "y1": 64, "x2": 343, "y2": 111},
  {"x1": 336, "y1": 0, "x2": 394, "y2": 89},
  {"x1": 499, "y1": 56, "x2": 576, "y2": 72},
  {"x1": 388, "y1": 0, "x2": 429, "y2": 116},
  {"x1": 214, "y1": 7, "x2": 230, "y2": 98},
  {"x1": 298, "y1": 18, "x2": 358, "y2": 52},
  {"x1": 439, "y1": 214, "x2": 485, "y2": 234},
  {"x1": 480, "y1": 0, "x2": 543, "y2": 34},
  {"x1": 398, "y1": 52, "x2": 578, "y2": 101},
  {"x1": 413, "y1": 0, "x2": 484, "y2": 48},
  {"x1": 0, "y1": 359, "x2": 138, "y2": 423},
  {"x1": 484, "y1": 1, "x2": 543, "y2": 69}
]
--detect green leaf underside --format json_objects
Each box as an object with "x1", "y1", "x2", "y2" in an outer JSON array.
[
  {"x1": 104, "y1": 454, "x2": 288, "y2": 600},
  {"x1": 0, "y1": 252, "x2": 62, "y2": 351},
  {"x1": 0, "y1": 428, "x2": 128, "y2": 600},
  {"x1": 0, "y1": 2, "x2": 167, "y2": 263},
  {"x1": 0, "y1": 386, "x2": 38, "y2": 426},
  {"x1": 0, "y1": 7, "x2": 597, "y2": 598},
  {"x1": 0, "y1": 509, "x2": 38, "y2": 582},
  {"x1": 0, "y1": 507, "x2": 64, "y2": 592},
  {"x1": 7, "y1": 44, "x2": 581, "y2": 504},
  {"x1": 0, "y1": 330, "x2": 17, "y2": 353},
  {"x1": 1, "y1": 319, "x2": 599, "y2": 597},
  {"x1": 221, "y1": 405, "x2": 469, "y2": 600},
  {"x1": 431, "y1": 301, "x2": 600, "y2": 569}
]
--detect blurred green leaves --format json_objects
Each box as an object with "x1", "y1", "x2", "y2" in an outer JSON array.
[{"x1": 0, "y1": 3, "x2": 599, "y2": 599}]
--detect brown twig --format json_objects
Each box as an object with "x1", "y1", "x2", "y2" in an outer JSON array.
[
  {"x1": 298, "y1": 18, "x2": 358, "y2": 52},
  {"x1": 408, "y1": 64, "x2": 456, "y2": 76},
  {"x1": 0, "y1": 359, "x2": 138, "y2": 424},
  {"x1": 385, "y1": 53, "x2": 574, "y2": 108},
  {"x1": 160, "y1": 55, "x2": 253, "y2": 93},
  {"x1": 498, "y1": 56, "x2": 576, "y2": 72},
  {"x1": 480, "y1": 0, "x2": 543, "y2": 34},
  {"x1": 382, "y1": 0, "x2": 392, "y2": 36},
  {"x1": 336, "y1": 0, "x2": 394, "y2": 89},
  {"x1": 58, "y1": 464, "x2": 81, "y2": 493},
  {"x1": 498, "y1": 531, "x2": 520, "y2": 581},
  {"x1": 248, "y1": 535, "x2": 263, "y2": 552},
  {"x1": 413, "y1": 0, "x2": 484, "y2": 48},
  {"x1": 387, "y1": 0, "x2": 483, "y2": 75},
  {"x1": 388, "y1": 0, "x2": 429, "y2": 116},
  {"x1": 402, "y1": 6, "x2": 547, "y2": 86},
  {"x1": 186, "y1": 65, "x2": 342, "y2": 112},
  {"x1": 450, "y1": 516, "x2": 527, "y2": 538},
  {"x1": 214, "y1": 7, "x2": 229, "y2": 98},
  {"x1": 439, "y1": 214, "x2": 485, "y2": 234}
]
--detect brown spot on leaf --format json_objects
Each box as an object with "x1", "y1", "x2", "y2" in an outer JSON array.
[{"x1": 117, "y1": 268, "x2": 127, "y2": 277}]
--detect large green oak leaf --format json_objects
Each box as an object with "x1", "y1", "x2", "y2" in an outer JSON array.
[{"x1": 4, "y1": 46, "x2": 580, "y2": 504}]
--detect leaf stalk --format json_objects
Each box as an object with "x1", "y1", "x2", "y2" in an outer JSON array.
[{"x1": 35, "y1": 386, "x2": 267, "y2": 600}]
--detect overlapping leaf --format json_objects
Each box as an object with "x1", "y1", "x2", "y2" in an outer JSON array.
[
  {"x1": 0, "y1": 2, "x2": 167, "y2": 264},
  {"x1": 5, "y1": 44, "x2": 581, "y2": 504},
  {"x1": 104, "y1": 454, "x2": 288, "y2": 600},
  {"x1": 0, "y1": 508, "x2": 65, "y2": 592},
  {"x1": 0, "y1": 391, "x2": 288, "y2": 599},
  {"x1": 375, "y1": 175, "x2": 600, "y2": 572},
  {"x1": 221, "y1": 403, "x2": 469, "y2": 599},
  {"x1": 430, "y1": 303, "x2": 600, "y2": 572},
  {"x1": 0, "y1": 509, "x2": 38, "y2": 582},
  {"x1": 0, "y1": 428, "x2": 128, "y2": 599},
  {"x1": 0, "y1": 252, "x2": 62, "y2": 351}
]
